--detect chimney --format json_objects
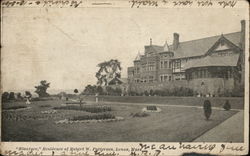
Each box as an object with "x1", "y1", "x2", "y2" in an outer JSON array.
[
  {"x1": 173, "y1": 33, "x2": 179, "y2": 50},
  {"x1": 150, "y1": 38, "x2": 152, "y2": 46}
]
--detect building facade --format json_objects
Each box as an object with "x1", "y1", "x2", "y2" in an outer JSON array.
[{"x1": 127, "y1": 20, "x2": 245, "y2": 96}]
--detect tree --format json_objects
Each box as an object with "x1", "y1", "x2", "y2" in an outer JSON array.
[
  {"x1": 95, "y1": 59, "x2": 122, "y2": 86},
  {"x1": 16, "y1": 92, "x2": 23, "y2": 100},
  {"x1": 74, "y1": 89, "x2": 78, "y2": 94},
  {"x1": 2, "y1": 92, "x2": 9, "y2": 102},
  {"x1": 9, "y1": 92, "x2": 15, "y2": 100},
  {"x1": 83, "y1": 85, "x2": 97, "y2": 95},
  {"x1": 35, "y1": 80, "x2": 50, "y2": 97},
  {"x1": 25, "y1": 91, "x2": 32, "y2": 98}
]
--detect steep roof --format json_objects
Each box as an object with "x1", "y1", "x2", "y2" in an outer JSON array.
[
  {"x1": 184, "y1": 54, "x2": 240, "y2": 70},
  {"x1": 134, "y1": 52, "x2": 141, "y2": 61},
  {"x1": 169, "y1": 32, "x2": 242, "y2": 59},
  {"x1": 144, "y1": 45, "x2": 164, "y2": 54}
]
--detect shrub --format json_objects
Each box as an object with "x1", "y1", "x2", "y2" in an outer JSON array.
[
  {"x1": 2, "y1": 92, "x2": 9, "y2": 102},
  {"x1": 146, "y1": 106, "x2": 157, "y2": 111},
  {"x1": 223, "y1": 100, "x2": 231, "y2": 111},
  {"x1": 203, "y1": 100, "x2": 212, "y2": 120},
  {"x1": 132, "y1": 112, "x2": 150, "y2": 118},
  {"x1": 144, "y1": 91, "x2": 149, "y2": 96},
  {"x1": 71, "y1": 113, "x2": 115, "y2": 121},
  {"x1": 9, "y1": 92, "x2": 15, "y2": 101}
]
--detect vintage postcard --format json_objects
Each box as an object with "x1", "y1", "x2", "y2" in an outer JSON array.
[{"x1": 0, "y1": 0, "x2": 249, "y2": 155}]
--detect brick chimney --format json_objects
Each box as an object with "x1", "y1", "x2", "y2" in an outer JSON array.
[{"x1": 173, "y1": 33, "x2": 179, "y2": 50}]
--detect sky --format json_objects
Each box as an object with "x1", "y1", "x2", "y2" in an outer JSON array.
[{"x1": 1, "y1": 4, "x2": 248, "y2": 93}]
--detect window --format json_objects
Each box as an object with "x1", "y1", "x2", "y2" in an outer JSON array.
[
  {"x1": 149, "y1": 76, "x2": 154, "y2": 83},
  {"x1": 175, "y1": 60, "x2": 181, "y2": 69},
  {"x1": 163, "y1": 61, "x2": 168, "y2": 68},
  {"x1": 160, "y1": 61, "x2": 164, "y2": 69},
  {"x1": 169, "y1": 76, "x2": 172, "y2": 81},
  {"x1": 148, "y1": 62, "x2": 155, "y2": 71},
  {"x1": 169, "y1": 61, "x2": 172, "y2": 68}
]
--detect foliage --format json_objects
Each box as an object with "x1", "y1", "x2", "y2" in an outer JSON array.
[
  {"x1": 25, "y1": 91, "x2": 32, "y2": 98},
  {"x1": 35, "y1": 80, "x2": 50, "y2": 97},
  {"x1": 2, "y1": 92, "x2": 9, "y2": 102},
  {"x1": 149, "y1": 89, "x2": 154, "y2": 96},
  {"x1": 96, "y1": 86, "x2": 104, "y2": 95},
  {"x1": 74, "y1": 89, "x2": 78, "y2": 94},
  {"x1": 16, "y1": 92, "x2": 23, "y2": 100},
  {"x1": 203, "y1": 100, "x2": 212, "y2": 120},
  {"x1": 106, "y1": 86, "x2": 122, "y2": 96},
  {"x1": 9, "y1": 92, "x2": 15, "y2": 100},
  {"x1": 144, "y1": 91, "x2": 149, "y2": 96},
  {"x1": 146, "y1": 106, "x2": 157, "y2": 111},
  {"x1": 71, "y1": 113, "x2": 115, "y2": 121},
  {"x1": 95, "y1": 59, "x2": 122, "y2": 86},
  {"x1": 83, "y1": 85, "x2": 97, "y2": 95},
  {"x1": 128, "y1": 87, "x2": 194, "y2": 97},
  {"x1": 131, "y1": 112, "x2": 150, "y2": 118},
  {"x1": 53, "y1": 105, "x2": 112, "y2": 113},
  {"x1": 223, "y1": 100, "x2": 231, "y2": 111}
]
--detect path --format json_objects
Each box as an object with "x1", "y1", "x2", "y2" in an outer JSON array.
[{"x1": 193, "y1": 111, "x2": 244, "y2": 142}]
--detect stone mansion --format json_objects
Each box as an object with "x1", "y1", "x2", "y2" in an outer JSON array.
[{"x1": 127, "y1": 20, "x2": 246, "y2": 96}]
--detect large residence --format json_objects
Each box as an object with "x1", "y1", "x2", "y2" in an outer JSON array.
[{"x1": 127, "y1": 20, "x2": 246, "y2": 96}]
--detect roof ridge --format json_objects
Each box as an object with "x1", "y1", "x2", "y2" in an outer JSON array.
[{"x1": 169, "y1": 31, "x2": 241, "y2": 46}]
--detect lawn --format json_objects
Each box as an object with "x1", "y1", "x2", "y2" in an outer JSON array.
[
  {"x1": 1, "y1": 99, "x2": 240, "y2": 142},
  {"x1": 82, "y1": 96, "x2": 244, "y2": 109}
]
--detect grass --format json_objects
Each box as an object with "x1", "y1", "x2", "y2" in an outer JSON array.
[
  {"x1": 1, "y1": 99, "x2": 241, "y2": 142},
  {"x1": 82, "y1": 95, "x2": 244, "y2": 109}
]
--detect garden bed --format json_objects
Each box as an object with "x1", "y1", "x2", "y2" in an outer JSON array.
[
  {"x1": 3, "y1": 106, "x2": 31, "y2": 112},
  {"x1": 55, "y1": 113, "x2": 123, "y2": 124},
  {"x1": 142, "y1": 106, "x2": 161, "y2": 112},
  {"x1": 53, "y1": 105, "x2": 111, "y2": 113}
]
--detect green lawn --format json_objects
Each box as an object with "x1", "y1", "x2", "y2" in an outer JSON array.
[{"x1": 2, "y1": 99, "x2": 239, "y2": 142}]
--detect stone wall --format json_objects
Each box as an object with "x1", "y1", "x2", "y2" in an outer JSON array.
[{"x1": 128, "y1": 78, "x2": 235, "y2": 95}]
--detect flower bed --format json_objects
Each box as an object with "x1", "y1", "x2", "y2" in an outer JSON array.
[
  {"x1": 53, "y1": 105, "x2": 111, "y2": 113},
  {"x1": 142, "y1": 106, "x2": 161, "y2": 113},
  {"x1": 55, "y1": 116, "x2": 124, "y2": 124},
  {"x1": 4, "y1": 105, "x2": 27, "y2": 110},
  {"x1": 131, "y1": 112, "x2": 150, "y2": 118},
  {"x1": 71, "y1": 113, "x2": 115, "y2": 121},
  {"x1": 41, "y1": 110, "x2": 57, "y2": 114}
]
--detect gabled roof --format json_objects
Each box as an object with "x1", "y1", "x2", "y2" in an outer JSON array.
[
  {"x1": 144, "y1": 45, "x2": 164, "y2": 53},
  {"x1": 108, "y1": 77, "x2": 127, "y2": 85},
  {"x1": 169, "y1": 32, "x2": 241, "y2": 59},
  {"x1": 184, "y1": 54, "x2": 240, "y2": 70},
  {"x1": 134, "y1": 52, "x2": 141, "y2": 61},
  {"x1": 163, "y1": 41, "x2": 170, "y2": 51}
]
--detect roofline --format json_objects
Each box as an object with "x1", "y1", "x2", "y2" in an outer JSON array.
[
  {"x1": 168, "y1": 31, "x2": 241, "y2": 48},
  {"x1": 185, "y1": 65, "x2": 238, "y2": 70},
  {"x1": 171, "y1": 55, "x2": 204, "y2": 60}
]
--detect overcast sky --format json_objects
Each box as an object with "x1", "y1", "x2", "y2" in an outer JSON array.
[{"x1": 1, "y1": 5, "x2": 248, "y2": 93}]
